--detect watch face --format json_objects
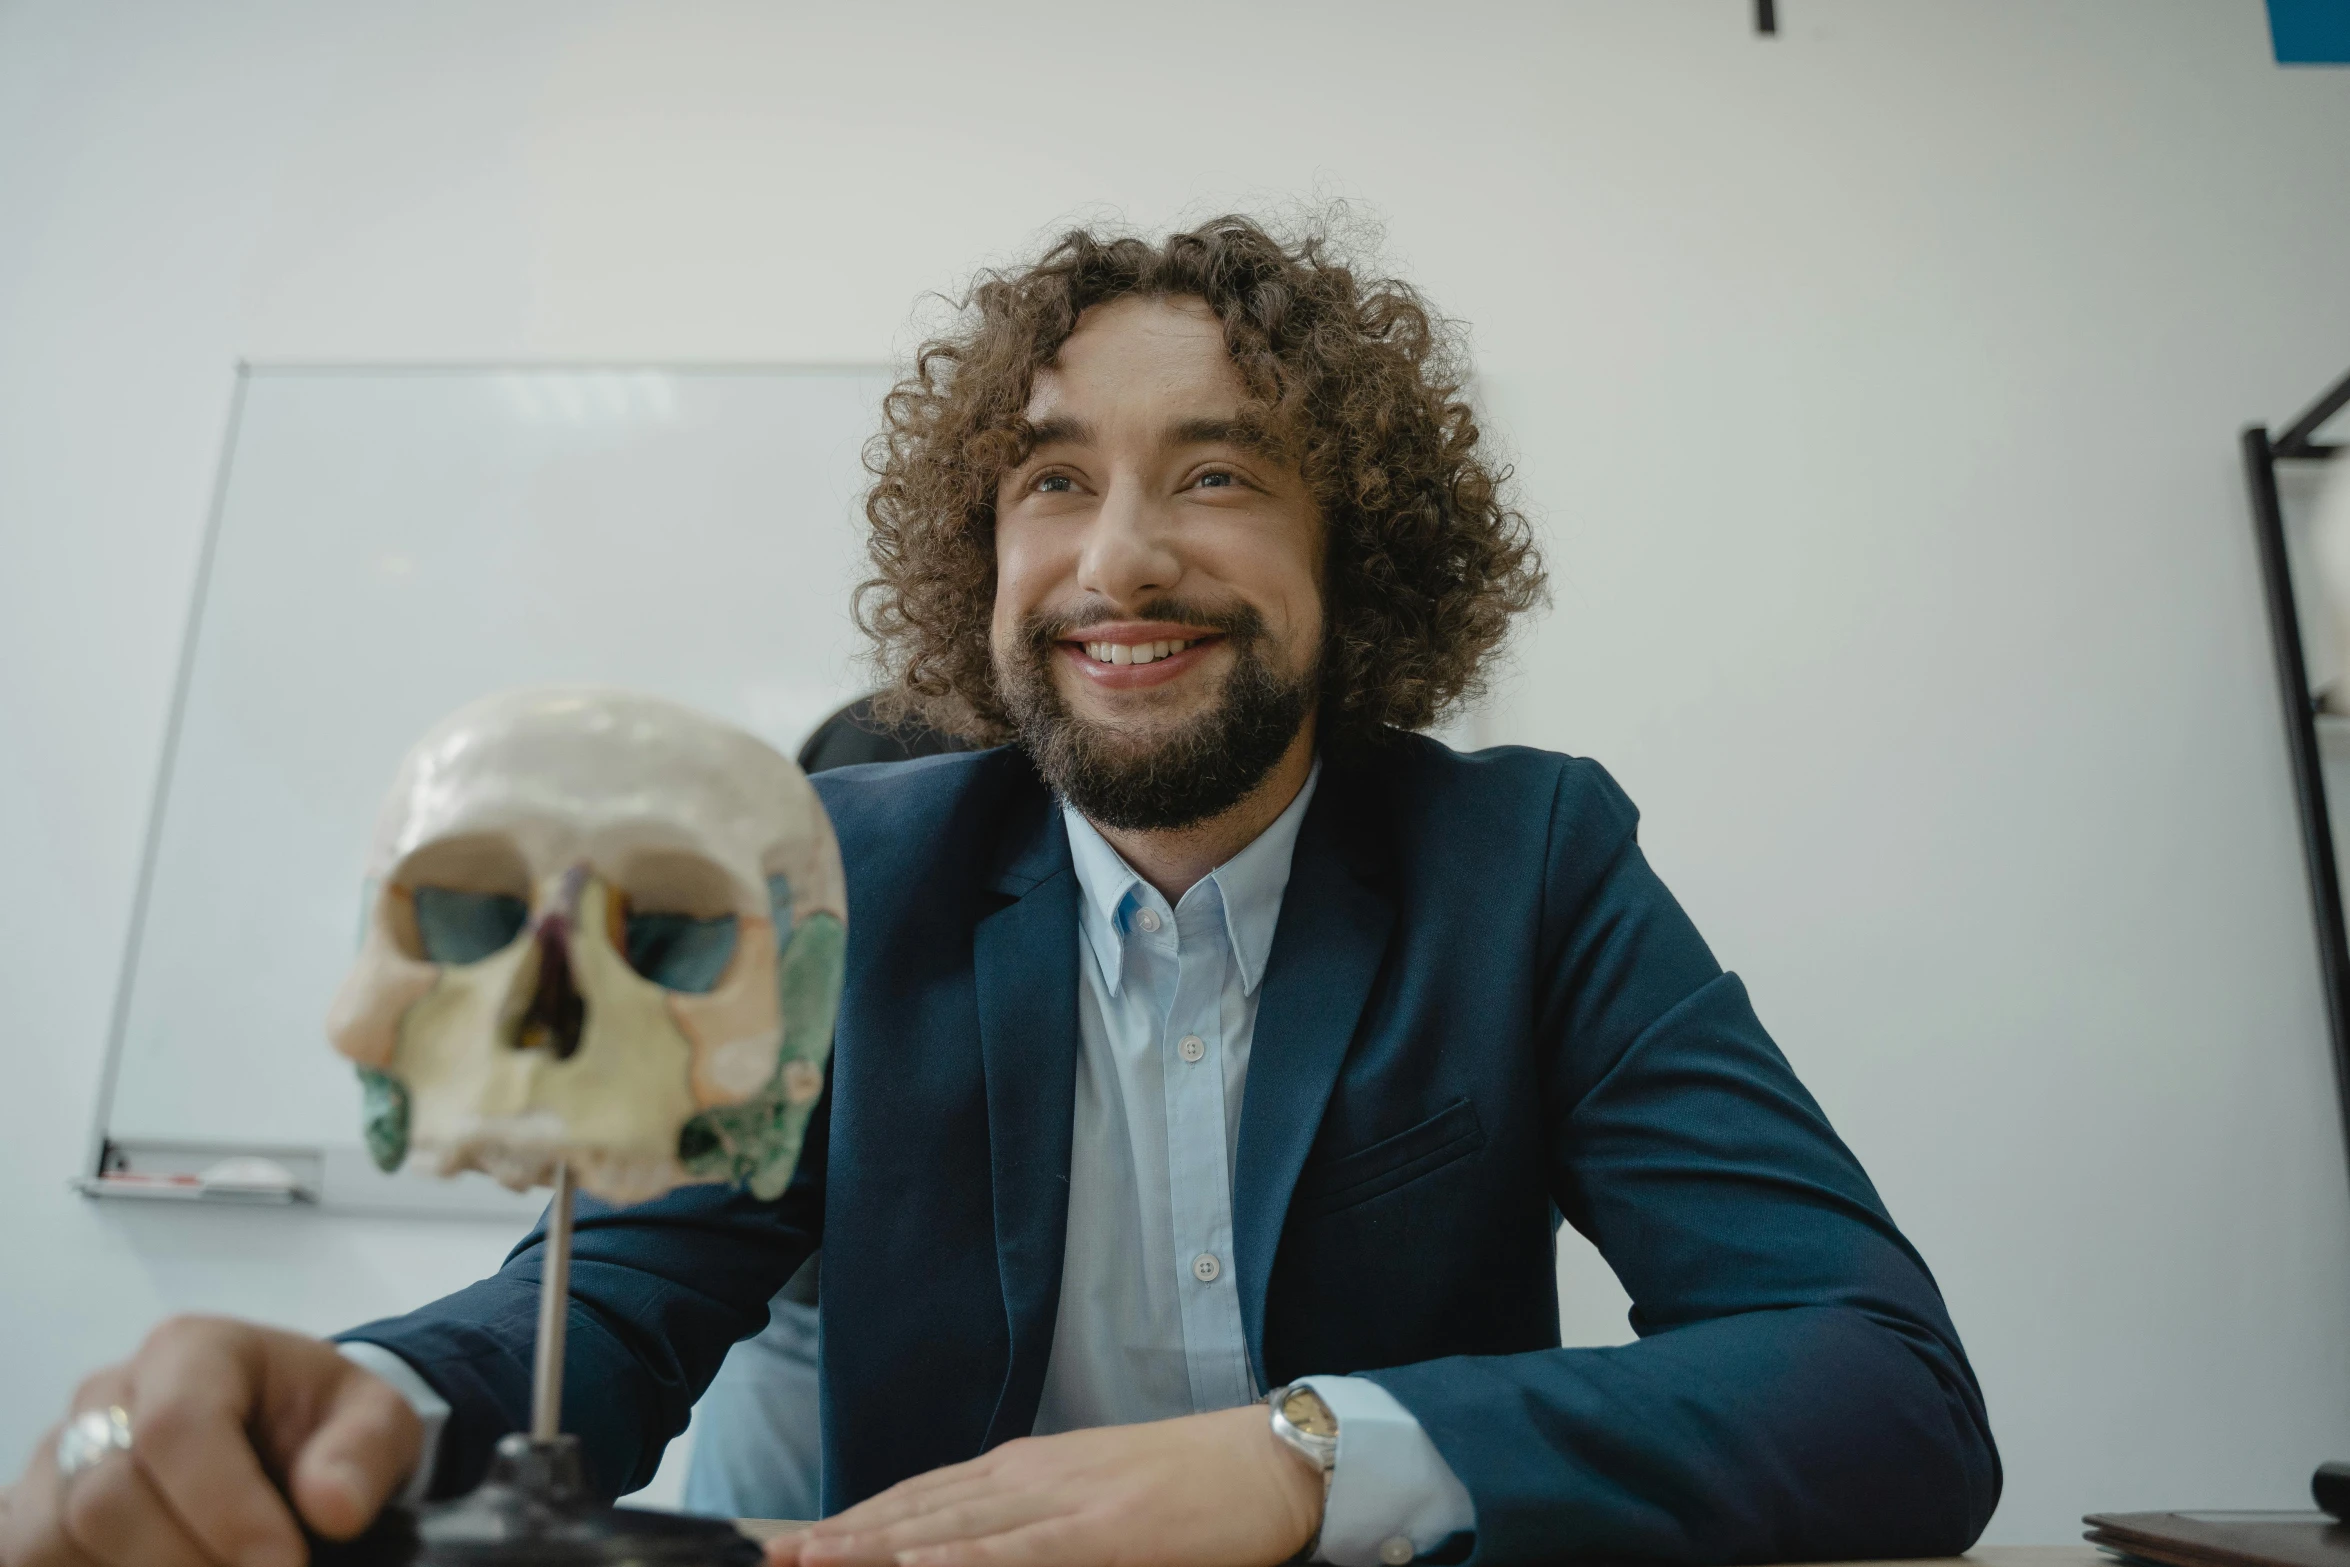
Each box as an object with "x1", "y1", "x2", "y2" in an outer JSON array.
[{"x1": 1280, "y1": 1386, "x2": 1340, "y2": 1440}]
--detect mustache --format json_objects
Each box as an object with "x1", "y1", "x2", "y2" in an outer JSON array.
[{"x1": 1019, "y1": 597, "x2": 1267, "y2": 652}]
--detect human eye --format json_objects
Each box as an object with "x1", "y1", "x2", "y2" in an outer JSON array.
[
  {"x1": 1191, "y1": 468, "x2": 1241, "y2": 491},
  {"x1": 1034, "y1": 472, "x2": 1075, "y2": 494}
]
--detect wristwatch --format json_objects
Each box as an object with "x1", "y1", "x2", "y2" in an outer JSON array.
[{"x1": 1266, "y1": 1382, "x2": 1339, "y2": 1563}]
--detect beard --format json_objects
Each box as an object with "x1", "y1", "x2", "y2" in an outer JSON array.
[{"x1": 996, "y1": 598, "x2": 1317, "y2": 832}]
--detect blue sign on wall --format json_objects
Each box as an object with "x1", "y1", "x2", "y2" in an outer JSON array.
[{"x1": 2269, "y1": 0, "x2": 2350, "y2": 63}]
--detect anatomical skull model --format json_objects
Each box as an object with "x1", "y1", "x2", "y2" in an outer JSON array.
[{"x1": 326, "y1": 687, "x2": 845, "y2": 1205}]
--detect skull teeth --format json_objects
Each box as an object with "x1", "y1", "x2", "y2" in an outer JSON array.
[{"x1": 1083, "y1": 638, "x2": 1198, "y2": 666}]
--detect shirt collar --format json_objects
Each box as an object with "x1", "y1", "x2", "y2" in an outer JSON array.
[{"x1": 1062, "y1": 758, "x2": 1322, "y2": 999}]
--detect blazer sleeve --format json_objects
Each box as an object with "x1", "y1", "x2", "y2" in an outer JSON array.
[
  {"x1": 1364, "y1": 760, "x2": 2000, "y2": 1565},
  {"x1": 337, "y1": 1078, "x2": 827, "y2": 1501}
]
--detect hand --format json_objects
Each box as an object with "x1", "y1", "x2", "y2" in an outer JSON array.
[
  {"x1": 0, "y1": 1315, "x2": 421, "y2": 1567},
  {"x1": 767, "y1": 1405, "x2": 1322, "y2": 1567}
]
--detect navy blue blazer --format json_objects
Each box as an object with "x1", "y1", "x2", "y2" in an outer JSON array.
[{"x1": 346, "y1": 737, "x2": 1999, "y2": 1563}]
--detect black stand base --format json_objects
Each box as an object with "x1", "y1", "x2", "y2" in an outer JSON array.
[
  {"x1": 309, "y1": 1434, "x2": 761, "y2": 1567},
  {"x1": 2316, "y1": 1460, "x2": 2350, "y2": 1523}
]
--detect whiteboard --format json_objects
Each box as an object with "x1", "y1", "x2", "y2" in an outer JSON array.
[{"x1": 92, "y1": 365, "x2": 893, "y2": 1209}]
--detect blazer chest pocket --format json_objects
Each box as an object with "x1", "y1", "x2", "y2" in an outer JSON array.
[{"x1": 1290, "y1": 1098, "x2": 1486, "y2": 1219}]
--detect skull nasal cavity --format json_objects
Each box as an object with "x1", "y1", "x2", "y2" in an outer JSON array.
[{"x1": 516, "y1": 917, "x2": 586, "y2": 1061}]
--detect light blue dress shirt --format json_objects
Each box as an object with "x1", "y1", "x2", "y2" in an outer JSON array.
[
  {"x1": 345, "y1": 761, "x2": 1474, "y2": 1562},
  {"x1": 1036, "y1": 763, "x2": 1474, "y2": 1566}
]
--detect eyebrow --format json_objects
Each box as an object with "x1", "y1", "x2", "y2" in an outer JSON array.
[
  {"x1": 1015, "y1": 412, "x2": 1284, "y2": 460},
  {"x1": 1170, "y1": 415, "x2": 1283, "y2": 457},
  {"x1": 1021, "y1": 415, "x2": 1095, "y2": 451}
]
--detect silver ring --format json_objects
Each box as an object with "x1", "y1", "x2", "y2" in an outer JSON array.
[{"x1": 54, "y1": 1405, "x2": 132, "y2": 1480}]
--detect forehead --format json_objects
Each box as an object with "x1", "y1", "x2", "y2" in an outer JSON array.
[{"x1": 1023, "y1": 295, "x2": 1245, "y2": 424}]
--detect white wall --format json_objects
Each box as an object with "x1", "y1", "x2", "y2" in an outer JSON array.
[{"x1": 3, "y1": 0, "x2": 2347, "y2": 1543}]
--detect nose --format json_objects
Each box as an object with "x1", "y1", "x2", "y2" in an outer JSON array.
[
  {"x1": 515, "y1": 912, "x2": 585, "y2": 1060},
  {"x1": 1075, "y1": 473, "x2": 1181, "y2": 607}
]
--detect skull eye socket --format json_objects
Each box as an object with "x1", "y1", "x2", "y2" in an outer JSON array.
[
  {"x1": 623, "y1": 910, "x2": 737, "y2": 993},
  {"x1": 612, "y1": 849, "x2": 742, "y2": 994},
  {"x1": 621, "y1": 872, "x2": 795, "y2": 995},
  {"x1": 415, "y1": 888, "x2": 529, "y2": 964},
  {"x1": 385, "y1": 835, "x2": 532, "y2": 964}
]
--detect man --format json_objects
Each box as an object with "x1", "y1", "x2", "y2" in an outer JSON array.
[{"x1": 1, "y1": 217, "x2": 1999, "y2": 1567}]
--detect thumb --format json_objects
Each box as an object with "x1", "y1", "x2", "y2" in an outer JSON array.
[{"x1": 286, "y1": 1363, "x2": 424, "y2": 1540}]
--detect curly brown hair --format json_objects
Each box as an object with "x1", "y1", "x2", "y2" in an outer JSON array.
[{"x1": 855, "y1": 213, "x2": 1545, "y2": 749}]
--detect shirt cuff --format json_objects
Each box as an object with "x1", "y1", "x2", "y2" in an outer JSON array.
[
  {"x1": 1298, "y1": 1374, "x2": 1476, "y2": 1566},
  {"x1": 336, "y1": 1341, "x2": 449, "y2": 1507}
]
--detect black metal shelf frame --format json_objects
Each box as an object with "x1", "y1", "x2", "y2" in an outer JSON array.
[{"x1": 2242, "y1": 364, "x2": 2350, "y2": 1163}]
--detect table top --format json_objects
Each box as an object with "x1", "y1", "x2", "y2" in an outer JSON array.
[{"x1": 728, "y1": 1527, "x2": 2098, "y2": 1567}]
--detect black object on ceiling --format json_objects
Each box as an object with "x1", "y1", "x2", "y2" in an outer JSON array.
[
  {"x1": 1757, "y1": 0, "x2": 1777, "y2": 35},
  {"x1": 2244, "y1": 364, "x2": 2350, "y2": 1173}
]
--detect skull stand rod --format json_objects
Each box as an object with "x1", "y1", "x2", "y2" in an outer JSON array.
[
  {"x1": 376, "y1": 1154, "x2": 757, "y2": 1563},
  {"x1": 531, "y1": 1162, "x2": 575, "y2": 1441}
]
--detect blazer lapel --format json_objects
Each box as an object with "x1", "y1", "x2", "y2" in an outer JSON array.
[
  {"x1": 973, "y1": 783, "x2": 1081, "y2": 1448},
  {"x1": 1231, "y1": 767, "x2": 1395, "y2": 1387}
]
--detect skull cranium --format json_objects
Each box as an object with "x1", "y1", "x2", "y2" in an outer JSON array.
[{"x1": 326, "y1": 687, "x2": 845, "y2": 1204}]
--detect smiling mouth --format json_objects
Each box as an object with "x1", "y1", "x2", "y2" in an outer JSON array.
[{"x1": 1076, "y1": 635, "x2": 1214, "y2": 666}]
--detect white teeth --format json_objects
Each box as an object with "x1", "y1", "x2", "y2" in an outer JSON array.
[{"x1": 1084, "y1": 637, "x2": 1194, "y2": 665}]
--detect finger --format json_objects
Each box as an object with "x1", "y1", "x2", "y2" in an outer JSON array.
[
  {"x1": 766, "y1": 1531, "x2": 832, "y2": 1567},
  {"x1": 806, "y1": 1474, "x2": 995, "y2": 1537},
  {"x1": 56, "y1": 1444, "x2": 225, "y2": 1567},
  {"x1": 126, "y1": 1331, "x2": 307, "y2": 1567},
  {"x1": 803, "y1": 1494, "x2": 1067, "y2": 1566},
  {"x1": 807, "y1": 1450, "x2": 1021, "y2": 1539},
  {"x1": 810, "y1": 1456, "x2": 992, "y2": 1531},
  {"x1": 0, "y1": 1419, "x2": 104, "y2": 1567},
  {"x1": 895, "y1": 1511, "x2": 1095, "y2": 1567},
  {"x1": 284, "y1": 1363, "x2": 422, "y2": 1540},
  {"x1": 7, "y1": 1367, "x2": 139, "y2": 1567},
  {"x1": 791, "y1": 1533, "x2": 898, "y2": 1567}
]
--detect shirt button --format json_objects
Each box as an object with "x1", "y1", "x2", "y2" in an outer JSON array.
[
  {"x1": 1135, "y1": 908, "x2": 1162, "y2": 934},
  {"x1": 1178, "y1": 1033, "x2": 1206, "y2": 1063},
  {"x1": 1380, "y1": 1537, "x2": 1415, "y2": 1566},
  {"x1": 1191, "y1": 1252, "x2": 1221, "y2": 1283}
]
